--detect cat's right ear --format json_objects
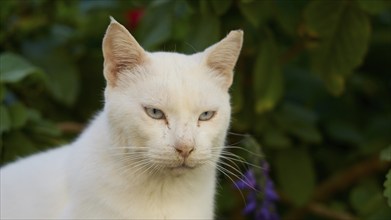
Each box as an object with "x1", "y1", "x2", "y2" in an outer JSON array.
[
  {"x1": 203, "y1": 30, "x2": 243, "y2": 90},
  {"x1": 102, "y1": 17, "x2": 147, "y2": 87}
]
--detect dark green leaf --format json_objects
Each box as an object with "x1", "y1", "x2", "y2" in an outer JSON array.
[
  {"x1": 253, "y1": 34, "x2": 283, "y2": 113},
  {"x1": 262, "y1": 129, "x2": 292, "y2": 149},
  {"x1": 26, "y1": 108, "x2": 42, "y2": 122},
  {"x1": 8, "y1": 102, "x2": 28, "y2": 129},
  {"x1": 45, "y1": 61, "x2": 79, "y2": 107},
  {"x1": 2, "y1": 131, "x2": 37, "y2": 164},
  {"x1": 350, "y1": 179, "x2": 390, "y2": 216},
  {"x1": 231, "y1": 71, "x2": 244, "y2": 113},
  {"x1": 22, "y1": 40, "x2": 80, "y2": 107},
  {"x1": 238, "y1": 0, "x2": 273, "y2": 28},
  {"x1": 385, "y1": 169, "x2": 391, "y2": 207},
  {"x1": 358, "y1": 0, "x2": 391, "y2": 14},
  {"x1": 216, "y1": 181, "x2": 237, "y2": 213},
  {"x1": 186, "y1": 13, "x2": 220, "y2": 51},
  {"x1": 305, "y1": 0, "x2": 370, "y2": 95},
  {"x1": 30, "y1": 120, "x2": 61, "y2": 137},
  {"x1": 380, "y1": 146, "x2": 391, "y2": 161},
  {"x1": 275, "y1": 0, "x2": 307, "y2": 35},
  {"x1": 325, "y1": 120, "x2": 363, "y2": 145},
  {"x1": 0, "y1": 84, "x2": 5, "y2": 101},
  {"x1": 275, "y1": 147, "x2": 316, "y2": 205},
  {"x1": 172, "y1": 0, "x2": 193, "y2": 40},
  {"x1": 138, "y1": 2, "x2": 173, "y2": 50},
  {"x1": 0, "y1": 53, "x2": 41, "y2": 83},
  {"x1": 275, "y1": 102, "x2": 322, "y2": 143},
  {"x1": 0, "y1": 105, "x2": 11, "y2": 134},
  {"x1": 210, "y1": 0, "x2": 233, "y2": 16}
]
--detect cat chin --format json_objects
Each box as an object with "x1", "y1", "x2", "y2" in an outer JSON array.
[{"x1": 168, "y1": 164, "x2": 196, "y2": 176}]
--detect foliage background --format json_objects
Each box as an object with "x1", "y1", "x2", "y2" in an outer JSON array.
[{"x1": 1, "y1": 0, "x2": 390, "y2": 219}]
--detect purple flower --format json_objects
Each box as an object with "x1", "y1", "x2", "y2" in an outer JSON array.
[
  {"x1": 265, "y1": 179, "x2": 279, "y2": 201},
  {"x1": 235, "y1": 161, "x2": 279, "y2": 220},
  {"x1": 243, "y1": 193, "x2": 257, "y2": 214},
  {"x1": 235, "y1": 169, "x2": 257, "y2": 190}
]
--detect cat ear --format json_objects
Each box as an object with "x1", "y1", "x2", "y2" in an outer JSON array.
[
  {"x1": 204, "y1": 30, "x2": 243, "y2": 89},
  {"x1": 102, "y1": 17, "x2": 147, "y2": 86}
]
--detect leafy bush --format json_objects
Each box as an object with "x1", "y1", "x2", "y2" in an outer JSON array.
[{"x1": 1, "y1": 0, "x2": 390, "y2": 219}]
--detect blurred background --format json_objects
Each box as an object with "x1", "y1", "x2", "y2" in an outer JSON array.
[{"x1": 0, "y1": 0, "x2": 390, "y2": 219}]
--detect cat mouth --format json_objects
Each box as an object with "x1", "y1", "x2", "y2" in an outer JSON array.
[
  {"x1": 168, "y1": 164, "x2": 195, "y2": 175},
  {"x1": 170, "y1": 164, "x2": 194, "y2": 170},
  {"x1": 168, "y1": 162, "x2": 197, "y2": 173}
]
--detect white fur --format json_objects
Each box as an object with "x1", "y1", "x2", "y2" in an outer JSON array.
[{"x1": 1, "y1": 19, "x2": 242, "y2": 219}]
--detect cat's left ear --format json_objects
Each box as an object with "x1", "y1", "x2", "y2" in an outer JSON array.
[
  {"x1": 204, "y1": 30, "x2": 243, "y2": 89},
  {"x1": 102, "y1": 17, "x2": 147, "y2": 87}
]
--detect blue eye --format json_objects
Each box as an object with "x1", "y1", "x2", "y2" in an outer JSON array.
[
  {"x1": 145, "y1": 107, "x2": 165, "y2": 120},
  {"x1": 199, "y1": 111, "x2": 215, "y2": 121}
]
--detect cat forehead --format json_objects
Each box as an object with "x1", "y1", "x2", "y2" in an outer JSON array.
[
  {"x1": 122, "y1": 52, "x2": 228, "y2": 109},
  {"x1": 148, "y1": 51, "x2": 203, "y2": 69},
  {"x1": 143, "y1": 51, "x2": 211, "y2": 85}
]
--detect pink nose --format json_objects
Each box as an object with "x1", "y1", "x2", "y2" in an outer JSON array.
[{"x1": 174, "y1": 145, "x2": 194, "y2": 158}]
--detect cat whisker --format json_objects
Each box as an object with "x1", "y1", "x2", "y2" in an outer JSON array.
[
  {"x1": 210, "y1": 150, "x2": 247, "y2": 164},
  {"x1": 215, "y1": 160, "x2": 259, "y2": 192},
  {"x1": 227, "y1": 132, "x2": 250, "y2": 137},
  {"x1": 117, "y1": 158, "x2": 151, "y2": 176},
  {"x1": 184, "y1": 42, "x2": 198, "y2": 53},
  {"x1": 219, "y1": 154, "x2": 264, "y2": 170},
  {"x1": 205, "y1": 161, "x2": 247, "y2": 206},
  {"x1": 224, "y1": 145, "x2": 264, "y2": 158},
  {"x1": 135, "y1": 161, "x2": 157, "y2": 178},
  {"x1": 218, "y1": 156, "x2": 245, "y2": 172}
]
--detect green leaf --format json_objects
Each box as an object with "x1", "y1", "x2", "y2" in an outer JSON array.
[
  {"x1": 138, "y1": 2, "x2": 173, "y2": 50},
  {"x1": 385, "y1": 169, "x2": 391, "y2": 207},
  {"x1": 350, "y1": 179, "x2": 390, "y2": 216},
  {"x1": 380, "y1": 146, "x2": 391, "y2": 161},
  {"x1": 0, "y1": 53, "x2": 41, "y2": 83},
  {"x1": 231, "y1": 71, "x2": 243, "y2": 113},
  {"x1": 305, "y1": 0, "x2": 370, "y2": 95},
  {"x1": 210, "y1": 0, "x2": 233, "y2": 16},
  {"x1": 357, "y1": 0, "x2": 391, "y2": 15},
  {"x1": 238, "y1": 0, "x2": 273, "y2": 28},
  {"x1": 0, "y1": 105, "x2": 11, "y2": 134},
  {"x1": 275, "y1": 0, "x2": 307, "y2": 35},
  {"x1": 253, "y1": 33, "x2": 283, "y2": 113},
  {"x1": 0, "y1": 84, "x2": 5, "y2": 101},
  {"x1": 242, "y1": 136, "x2": 263, "y2": 164},
  {"x1": 324, "y1": 120, "x2": 363, "y2": 145},
  {"x1": 275, "y1": 147, "x2": 316, "y2": 205},
  {"x1": 26, "y1": 108, "x2": 42, "y2": 122},
  {"x1": 2, "y1": 131, "x2": 37, "y2": 164},
  {"x1": 38, "y1": 52, "x2": 80, "y2": 107},
  {"x1": 274, "y1": 102, "x2": 322, "y2": 144},
  {"x1": 172, "y1": 0, "x2": 193, "y2": 40},
  {"x1": 186, "y1": 13, "x2": 220, "y2": 51},
  {"x1": 216, "y1": 181, "x2": 238, "y2": 213},
  {"x1": 262, "y1": 128, "x2": 292, "y2": 149},
  {"x1": 30, "y1": 120, "x2": 62, "y2": 137},
  {"x1": 22, "y1": 40, "x2": 80, "y2": 107},
  {"x1": 8, "y1": 102, "x2": 28, "y2": 129}
]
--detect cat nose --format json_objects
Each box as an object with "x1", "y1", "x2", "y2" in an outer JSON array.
[{"x1": 174, "y1": 145, "x2": 194, "y2": 158}]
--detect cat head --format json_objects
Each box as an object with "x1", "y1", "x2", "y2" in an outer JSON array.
[{"x1": 102, "y1": 18, "x2": 243, "y2": 175}]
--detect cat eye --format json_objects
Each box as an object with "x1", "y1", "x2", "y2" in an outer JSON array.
[
  {"x1": 145, "y1": 107, "x2": 165, "y2": 120},
  {"x1": 199, "y1": 111, "x2": 216, "y2": 121}
]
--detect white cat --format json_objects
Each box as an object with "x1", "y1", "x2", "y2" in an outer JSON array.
[{"x1": 0, "y1": 18, "x2": 243, "y2": 219}]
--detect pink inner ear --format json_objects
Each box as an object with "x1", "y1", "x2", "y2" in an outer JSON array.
[
  {"x1": 102, "y1": 21, "x2": 146, "y2": 87},
  {"x1": 205, "y1": 31, "x2": 243, "y2": 89}
]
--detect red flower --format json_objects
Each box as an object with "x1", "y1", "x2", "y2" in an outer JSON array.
[{"x1": 125, "y1": 8, "x2": 144, "y2": 30}]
